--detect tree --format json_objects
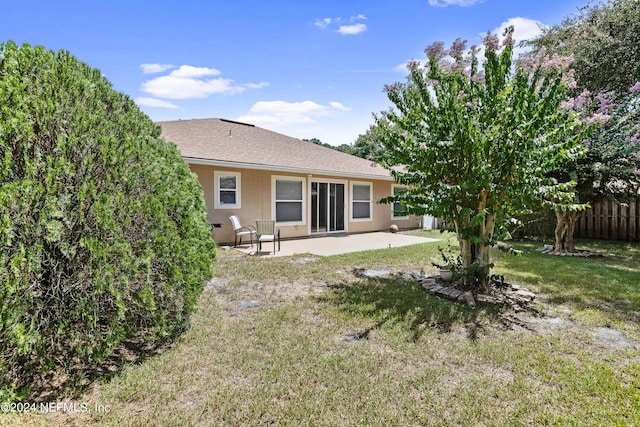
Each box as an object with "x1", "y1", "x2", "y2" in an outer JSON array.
[
  {"x1": 351, "y1": 124, "x2": 385, "y2": 162},
  {"x1": 304, "y1": 129, "x2": 385, "y2": 162},
  {"x1": 0, "y1": 41, "x2": 216, "y2": 400},
  {"x1": 547, "y1": 90, "x2": 640, "y2": 252},
  {"x1": 376, "y1": 28, "x2": 591, "y2": 288},
  {"x1": 526, "y1": 0, "x2": 640, "y2": 251},
  {"x1": 304, "y1": 137, "x2": 353, "y2": 154},
  {"x1": 526, "y1": 0, "x2": 640, "y2": 103}
]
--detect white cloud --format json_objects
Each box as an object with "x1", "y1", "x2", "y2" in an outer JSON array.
[
  {"x1": 135, "y1": 97, "x2": 179, "y2": 109},
  {"x1": 315, "y1": 17, "x2": 332, "y2": 28},
  {"x1": 140, "y1": 63, "x2": 174, "y2": 74},
  {"x1": 142, "y1": 76, "x2": 240, "y2": 99},
  {"x1": 338, "y1": 23, "x2": 367, "y2": 35},
  {"x1": 328, "y1": 101, "x2": 351, "y2": 112},
  {"x1": 140, "y1": 65, "x2": 267, "y2": 100},
  {"x1": 316, "y1": 15, "x2": 367, "y2": 35},
  {"x1": 169, "y1": 65, "x2": 221, "y2": 78},
  {"x1": 428, "y1": 0, "x2": 483, "y2": 6},
  {"x1": 237, "y1": 100, "x2": 351, "y2": 127},
  {"x1": 243, "y1": 82, "x2": 270, "y2": 90}
]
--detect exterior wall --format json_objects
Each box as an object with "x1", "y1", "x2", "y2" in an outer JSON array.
[{"x1": 189, "y1": 164, "x2": 419, "y2": 245}]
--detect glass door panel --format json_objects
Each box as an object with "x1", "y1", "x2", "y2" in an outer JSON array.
[{"x1": 312, "y1": 182, "x2": 345, "y2": 233}]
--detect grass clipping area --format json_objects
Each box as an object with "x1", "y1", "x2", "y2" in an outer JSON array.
[{"x1": 9, "y1": 231, "x2": 640, "y2": 426}]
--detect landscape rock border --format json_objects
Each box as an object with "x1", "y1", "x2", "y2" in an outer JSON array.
[
  {"x1": 352, "y1": 268, "x2": 537, "y2": 311},
  {"x1": 536, "y1": 244, "x2": 605, "y2": 257},
  {"x1": 411, "y1": 273, "x2": 536, "y2": 311}
]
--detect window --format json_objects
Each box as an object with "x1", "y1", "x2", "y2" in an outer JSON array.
[
  {"x1": 351, "y1": 182, "x2": 372, "y2": 221},
  {"x1": 273, "y1": 177, "x2": 304, "y2": 224},
  {"x1": 392, "y1": 185, "x2": 409, "y2": 219},
  {"x1": 214, "y1": 171, "x2": 241, "y2": 209}
]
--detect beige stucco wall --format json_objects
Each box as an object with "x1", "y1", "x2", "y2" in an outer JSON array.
[{"x1": 189, "y1": 164, "x2": 419, "y2": 245}]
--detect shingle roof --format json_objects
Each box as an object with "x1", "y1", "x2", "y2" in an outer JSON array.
[{"x1": 157, "y1": 118, "x2": 392, "y2": 180}]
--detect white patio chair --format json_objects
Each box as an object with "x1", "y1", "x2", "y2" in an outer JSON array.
[
  {"x1": 229, "y1": 215, "x2": 256, "y2": 248},
  {"x1": 255, "y1": 220, "x2": 280, "y2": 253}
]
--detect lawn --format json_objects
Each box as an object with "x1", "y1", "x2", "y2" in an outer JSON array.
[{"x1": 5, "y1": 231, "x2": 640, "y2": 426}]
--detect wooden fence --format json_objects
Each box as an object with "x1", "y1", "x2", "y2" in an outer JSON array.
[
  {"x1": 451, "y1": 197, "x2": 640, "y2": 243},
  {"x1": 575, "y1": 197, "x2": 640, "y2": 242}
]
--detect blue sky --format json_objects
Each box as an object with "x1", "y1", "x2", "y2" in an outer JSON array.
[{"x1": 3, "y1": 0, "x2": 587, "y2": 146}]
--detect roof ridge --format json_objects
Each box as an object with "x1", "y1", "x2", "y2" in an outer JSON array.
[{"x1": 219, "y1": 118, "x2": 255, "y2": 127}]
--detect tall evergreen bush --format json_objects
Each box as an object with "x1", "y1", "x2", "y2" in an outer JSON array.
[{"x1": 0, "y1": 41, "x2": 216, "y2": 400}]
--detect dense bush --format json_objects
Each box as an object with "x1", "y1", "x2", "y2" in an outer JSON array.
[{"x1": 0, "y1": 41, "x2": 216, "y2": 400}]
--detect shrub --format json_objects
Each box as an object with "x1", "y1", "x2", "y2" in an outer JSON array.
[{"x1": 0, "y1": 41, "x2": 216, "y2": 400}]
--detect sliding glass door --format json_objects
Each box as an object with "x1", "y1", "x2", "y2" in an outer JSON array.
[{"x1": 311, "y1": 182, "x2": 345, "y2": 233}]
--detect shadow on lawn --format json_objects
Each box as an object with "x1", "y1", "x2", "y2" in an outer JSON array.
[
  {"x1": 25, "y1": 333, "x2": 174, "y2": 402},
  {"x1": 496, "y1": 241, "x2": 640, "y2": 323},
  {"x1": 320, "y1": 277, "x2": 506, "y2": 342}
]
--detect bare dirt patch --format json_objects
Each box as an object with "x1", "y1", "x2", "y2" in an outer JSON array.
[
  {"x1": 592, "y1": 326, "x2": 637, "y2": 350},
  {"x1": 205, "y1": 276, "x2": 332, "y2": 316}
]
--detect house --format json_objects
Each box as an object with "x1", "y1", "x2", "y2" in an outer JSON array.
[{"x1": 158, "y1": 118, "x2": 419, "y2": 244}]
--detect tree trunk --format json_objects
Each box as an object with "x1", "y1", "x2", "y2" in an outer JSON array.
[
  {"x1": 554, "y1": 210, "x2": 578, "y2": 252},
  {"x1": 454, "y1": 198, "x2": 495, "y2": 290},
  {"x1": 475, "y1": 211, "x2": 494, "y2": 288}
]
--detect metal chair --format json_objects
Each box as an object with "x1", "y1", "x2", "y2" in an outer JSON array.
[
  {"x1": 229, "y1": 215, "x2": 256, "y2": 248},
  {"x1": 255, "y1": 220, "x2": 280, "y2": 253}
]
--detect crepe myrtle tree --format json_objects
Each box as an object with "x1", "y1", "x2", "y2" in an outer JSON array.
[
  {"x1": 376, "y1": 27, "x2": 593, "y2": 288},
  {"x1": 548, "y1": 83, "x2": 640, "y2": 252}
]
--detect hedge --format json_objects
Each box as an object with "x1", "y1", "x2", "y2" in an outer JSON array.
[{"x1": 0, "y1": 41, "x2": 216, "y2": 400}]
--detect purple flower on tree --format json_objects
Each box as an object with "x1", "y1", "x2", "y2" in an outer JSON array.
[
  {"x1": 406, "y1": 60, "x2": 420, "y2": 72},
  {"x1": 596, "y1": 93, "x2": 615, "y2": 114},
  {"x1": 560, "y1": 100, "x2": 574, "y2": 110},
  {"x1": 449, "y1": 38, "x2": 467, "y2": 60},
  {"x1": 542, "y1": 53, "x2": 574, "y2": 72},
  {"x1": 629, "y1": 81, "x2": 640, "y2": 93},
  {"x1": 482, "y1": 31, "x2": 499, "y2": 51},
  {"x1": 574, "y1": 89, "x2": 591, "y2": 110},
  {"x1": 384, "y1": 82, "x2": 403, "y2": 94},
  {"x1": 563, "y1": 69, "x2": 577, "y2": 90},
  {"x1": 425, "y1": 41, "x2": 446, "y2": 60},
  {"x1": 502, "y1": 25, "x2": 515, "y2": 48},
  {"x1": 587, "y1": 113, "x2": 612, "y2": 126}
]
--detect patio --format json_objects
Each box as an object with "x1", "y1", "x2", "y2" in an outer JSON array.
[{"x1": 228, "y1": 231, "x2": 440, "y2": 257}]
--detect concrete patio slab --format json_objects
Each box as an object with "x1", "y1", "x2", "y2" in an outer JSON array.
[{"x1": 229, "y1": 231, "x2": 440, "y2": 257}]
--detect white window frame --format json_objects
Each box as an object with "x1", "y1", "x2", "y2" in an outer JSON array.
[
  {"x1": 391, "y1": 185, "x2": 409, "y2": 219},
  {"x1": 272, "y1": 176, "x2": 306, "y2": 226},
  {"x1": 350, "y1": 181, "x2": 373, "y2": 222},
  {"x1": 214, "y1": 171, "x2": 241, "y2": 209}
]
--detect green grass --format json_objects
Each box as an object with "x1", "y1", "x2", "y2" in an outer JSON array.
[{"x1": 6, "y1": 231, "x2": 640, "y2": 426}]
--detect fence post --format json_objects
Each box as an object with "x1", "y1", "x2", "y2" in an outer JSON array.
[{"x1": 632, "y1": 198, "x2": 639, "y2": 241}]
